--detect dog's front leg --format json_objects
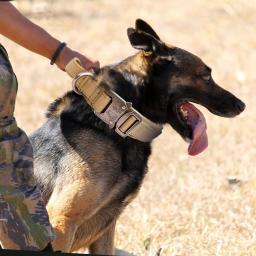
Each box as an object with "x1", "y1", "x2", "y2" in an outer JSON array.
[
  {"x1": 49, "y1": 214, "x2": 78, "y2": 252},
  {"x1": 89, "y1": 221, "x2": 116, "y2": 255},
  {"x1": 46, "y1": 184, "x2": 82, "y2": 252}
]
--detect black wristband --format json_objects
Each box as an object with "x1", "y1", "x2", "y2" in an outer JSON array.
[{"x1": 50, "y1": 42, "x2": 66, "y2": 65}]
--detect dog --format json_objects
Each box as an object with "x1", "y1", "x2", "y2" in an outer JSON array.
[{"x1": 30, "y1": 19, "x2": 245, "y2": 254}]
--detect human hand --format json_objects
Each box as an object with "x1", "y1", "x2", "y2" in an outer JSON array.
[{"x1": 55, "y1": 46, "x2": 100, "y2": 72}]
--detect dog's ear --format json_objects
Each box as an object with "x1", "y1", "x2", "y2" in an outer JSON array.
[
  {"x1": 127, "y1": 28, "x2": 165, "y2": 54},
  {"x1": 135, "y1": 19, "x2": 160, "y2": 40}
]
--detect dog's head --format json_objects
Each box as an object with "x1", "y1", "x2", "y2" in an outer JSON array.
[{"x1": 126, "y1": 19, "x2": 245, "y2": 155}]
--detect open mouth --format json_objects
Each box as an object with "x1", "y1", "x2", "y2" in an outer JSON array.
[{"x1": 177, "y1": 102, "x2": 208, "y2": 156}]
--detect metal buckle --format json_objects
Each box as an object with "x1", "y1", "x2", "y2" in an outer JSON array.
[
  {"x1": 94, "y1": 90, "x2": 142, "y2": 137},
  {"x1": 72, "y1": 72, "x2": 95, "y2": 95},
  {"x1": 94, "y1": 90, "x2": 132, "y2": 128},
  {"x1": 115, "y1": 111, "x2": 142, "y2": 138}
]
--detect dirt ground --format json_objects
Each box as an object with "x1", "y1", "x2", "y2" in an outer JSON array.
[{"x1": 1, "y1": 0, "x2": 256, "y2": 255}]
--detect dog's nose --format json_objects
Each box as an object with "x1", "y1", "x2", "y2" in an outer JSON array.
[{"x1": 236, "y1": 100, "x2": 246, "y2": 113}]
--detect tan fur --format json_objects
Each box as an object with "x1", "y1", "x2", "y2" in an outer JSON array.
[{"x1": 117, "y1": 51, "x2": 151, "y2": 77}]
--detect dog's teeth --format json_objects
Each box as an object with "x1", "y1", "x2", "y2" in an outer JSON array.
[
  {"x1": 180, "y1": 107, "x2": 188, "y2": 119},
  {"x1": 184, "y1": 137, "x2": 192, "y2": 143}
]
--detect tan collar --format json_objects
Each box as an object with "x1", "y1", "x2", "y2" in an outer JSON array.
[{"x1": 65, "y1": 58, "x2": 163, "y2": 142}]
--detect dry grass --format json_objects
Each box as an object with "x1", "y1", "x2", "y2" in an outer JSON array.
[{"x1": 1, "y1": 0, "x2": 256, "y2": 255}]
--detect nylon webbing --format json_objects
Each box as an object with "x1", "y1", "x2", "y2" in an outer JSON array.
[{"x1": 65, "y1": 58, "x2": 163, "y2": 142}]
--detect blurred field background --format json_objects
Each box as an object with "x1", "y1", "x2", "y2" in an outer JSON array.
[{"x1": 1, "y1": 0, "x2": 256, "y2": 255}]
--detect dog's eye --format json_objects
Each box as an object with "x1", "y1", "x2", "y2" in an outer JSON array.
[{"x1": 202, "y1": 75, "x2": 211, "y2": 81}]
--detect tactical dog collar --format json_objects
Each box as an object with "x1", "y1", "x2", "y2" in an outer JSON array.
[{"x1": 65, "y1": 58, "x2": 163, "y2": 142}]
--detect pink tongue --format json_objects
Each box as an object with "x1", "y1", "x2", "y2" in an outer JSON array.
[{"x1": 181, "y1": 102, "x2": 208, "y2": 156}]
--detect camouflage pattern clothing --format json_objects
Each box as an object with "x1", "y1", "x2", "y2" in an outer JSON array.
[{"x1": 0, "y1": 44, "x2": 55, "y2": 250}]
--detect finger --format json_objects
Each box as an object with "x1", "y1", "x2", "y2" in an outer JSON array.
[{"x1": 82, "y1": 59, "x2": 98, "y2": 70}]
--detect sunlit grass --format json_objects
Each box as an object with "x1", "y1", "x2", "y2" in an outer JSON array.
[{"x1": 1, "y1": 1, "x2": 255, "y2": 255}]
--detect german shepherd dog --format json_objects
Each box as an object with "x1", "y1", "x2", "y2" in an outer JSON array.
[{"x1": 30, "y1": 19, "x2": 245, "y2": 254}]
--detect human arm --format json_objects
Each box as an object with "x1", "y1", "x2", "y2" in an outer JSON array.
[{"x1": 0, "y1": 2, "x2": 98, "y2": 70}]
